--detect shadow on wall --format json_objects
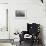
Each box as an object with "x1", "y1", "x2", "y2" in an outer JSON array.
[{"x1": 40, "y1": 25, "x2": 45, "y2": 46}]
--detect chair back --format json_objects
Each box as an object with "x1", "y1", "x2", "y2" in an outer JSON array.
[{"x1": 27, "y1": 23, "x2": 40, "y2": 35}]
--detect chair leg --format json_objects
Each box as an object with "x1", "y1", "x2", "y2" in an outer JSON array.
[
  {"x1": 20, "y1": 41, "x2": 21, "y2": 45},
  {"x1": 30, "y1": 39, "x2": 34, "y2": 46},
  {"x1": 30, "y1": 42, "x2": 34, "y2": 46}
]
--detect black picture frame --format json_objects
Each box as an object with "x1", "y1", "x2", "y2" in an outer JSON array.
[{"x1": 15, "y1": 10, "x2": 27, "y2": 18}]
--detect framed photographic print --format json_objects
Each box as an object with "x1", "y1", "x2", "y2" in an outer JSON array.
[{"x1": 15, "y1": 10, "x2": 27, "y2": 19}]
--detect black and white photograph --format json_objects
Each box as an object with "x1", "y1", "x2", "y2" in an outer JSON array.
[
  {"x1": 15, "y1": 10, "x2": 27, "y2": 19},
  {"x1": 16, "y1": 10, "x2": 25, "y2": 17},
  {"x1": 0, "y1": 0, "x2": 46, "y2": 46}
]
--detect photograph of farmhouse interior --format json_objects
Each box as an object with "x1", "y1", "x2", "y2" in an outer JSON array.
[{"x1": 0, "y1": 0, "x2": 46, "y2": 46}]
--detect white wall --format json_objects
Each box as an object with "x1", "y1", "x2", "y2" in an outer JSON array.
[
  {"x1": 8, "y1": 0, "x2": 45, "y2": 43},
  {"x1": 0, "y1": 0, "x2": 8, "y2": 3},
  {"x1": 0, "y1": 0, "x2": 46, "y2": 46}
]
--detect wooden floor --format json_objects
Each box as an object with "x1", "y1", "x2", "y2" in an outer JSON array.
[{"x1": 19, "y1": 41, "x2": 43, "y2": 46}]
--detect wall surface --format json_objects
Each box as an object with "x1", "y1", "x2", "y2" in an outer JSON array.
[
  {"x1": 8, "y1": 0, "x2": 46, "y2": 45},
  {"x1": 0, "y1": 0, "x2": 8, "y2": 3},
  {"x1": 0, "y1": 0, "x2": 46, "y2": 46}
]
